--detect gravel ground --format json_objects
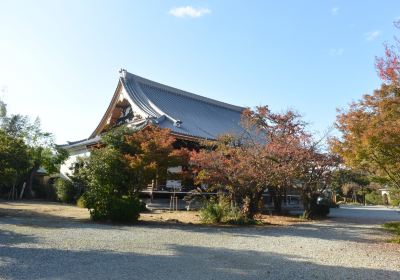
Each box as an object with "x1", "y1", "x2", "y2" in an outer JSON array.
[{"x1": 0, "y1": 203, "x2": 399, "y2": 280}]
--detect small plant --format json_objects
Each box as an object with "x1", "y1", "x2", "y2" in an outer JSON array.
[
  {"x1": 54, "y1": 178, "x2": 76, "y2": 203},
  {"x1": 382, "y1": 222, "x2": 400, "y2": 243},
  {"x1": 76, "y1": 196, "x2": 86, "y2": 208},
  {"x1": 389, "y1": 188, "x2": 400, "y2": 207},
  {"x1": 200, "y1": 197, "x2": 228, "y2": 224},
  {"x1": 365, "y1": 191, "x2": 384, "y2": 205},
  {"x1": 199, "y1": 196, "x2": 252, "y2": 224},
  {"x1": 225, "y1": 206, "x2": 257, "y2": 225}
]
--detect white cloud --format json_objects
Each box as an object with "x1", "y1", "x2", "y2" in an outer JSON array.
[
  {"x1": 331, "y1": 7, "x2": 339, "y2": 16},
  {"x1": 365, "y1": 30, "x2": 381, "y2": 41},
  {"x1": 169, "y1": 6, "x2": 211, "y2": 18},
  {"x1": 329, "y1": 48, "x2": 344, "y2": 56}
]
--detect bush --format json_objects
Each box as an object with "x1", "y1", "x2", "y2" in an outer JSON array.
[
  {"x1": 84, "y1": 189, "x2": 141, "y2": 223},
  {"x1": 107, "y1": 196, "x2": 141, "y2": 223},
  {"x1": 314, "y1": 204, "x2": 330, "y2": 218},
  {"x1": 200, "y1": 198, "x2": 228, "y2": 223},
  {"x1": 76, "y1": 196, "x2": 86, "y2": 208},
  {"x1": 382, "y1": 222, "x2": 400, "y2": 243},
  {"x1": 389, "y1": 189, "x2": 400, "y2": 207},
  {"x1": 32, "y1": 181, "x2": 57, "y2": 201},
  {"x1": 225, "y1": 206, "x2": 255, "y2": 225},
  {"x1": 139, "y1": 200, "x2": 148, "y2": 212},
  {"x1": 54, "y1": 178, "x2": 77, "y2": 203},
  {"x1": 200, "y1": 197, "x2": 250, "y2": 224},
  {"x1": 304, "y1": 197, "x2": 330, "y2": 219},
  {"x1": 365, "y1": 191, "x2": 384, "y2": 205}
]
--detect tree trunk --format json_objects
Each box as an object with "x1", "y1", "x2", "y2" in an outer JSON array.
[
  {"x1": 242, "y1": 190, "x2": 264, "y2": 220},
  {"x1": 274, "y1": 192, "x2": 283, "y2": 213},
  {"x1": 302, "y1": 193, "x2": 320, "y2": 219},
  {"x1": 25, "y1": 164, "x2": 39, "y2": 198}
]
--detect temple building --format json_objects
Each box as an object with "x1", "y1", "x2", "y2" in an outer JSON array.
[{"x1": 60, "y1": 69, "x2": 245, "y2": 179}]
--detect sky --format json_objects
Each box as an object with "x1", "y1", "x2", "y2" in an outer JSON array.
[{"x1": 0, "y1": 0, "x2": 399, "y2": 143}]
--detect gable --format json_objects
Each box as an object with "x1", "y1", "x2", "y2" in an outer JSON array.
[{"x1": 89, "y1": 70, "x2": 245, "y2": 141}]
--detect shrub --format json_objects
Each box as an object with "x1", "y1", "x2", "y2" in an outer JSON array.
[
  {"x1": 84, "y1": 191, "x2": 141, "y2": 223},
  {"x1": 304, "y1": 197, "x2": 330, "y2": 219},
  {"x1": 314, "y1": 204, "x2": 330, "y2": 218},
  {"x1": 76, "y1": 196, "x2": 86, "y2": 208},
  {"x1": 107, "y1": 196, "x2": 141, "y2": 223},
  {"x1": 382, "y1": 222, "x2": 400, "y2": 243},
  {"x1": 200, "y1": 198, "x2": 228, "y2": 224},
  {"x1": 383, "y1": 222, "x2": 400, "y2": 234},
  {"x1": 389, "y1": 188, "x2": 400, "y2": 207},
  {"x1": 199, "y1": 196, "x2": 250, "y2": 224},
  {"x1": 365, "y1": 191, "x2": 384, "y2": 205},
  {"x1": 224, "y1": 206, "x2": 254, "y2": 225},
  {"x1": 32, "y1": 181, "x2": 57, "y2": 201},
  {"x1": 54, "y1": 178, "x2": 76, "y2": 203},
  {"x1": 139, "y1": 200, "x2": 148, "y2": 212}
]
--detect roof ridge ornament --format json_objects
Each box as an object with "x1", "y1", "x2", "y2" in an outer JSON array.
[
  {"x1": 174, "y1": 120, "x2": 182, "y2": 127},
  {"x1": 119, "y1": 68, "x2": 127, "y2": 79}
]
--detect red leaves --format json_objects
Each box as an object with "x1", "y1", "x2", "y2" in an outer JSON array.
[
  {"x1": 375, "y1": 20, "x2": 400, "y2": 84},
  {"x1": 376, "y1": 44, "x2": 400, "y2": 83},
  {"x1": 191, "y1": 107, "x2": 332, "y2": 193},
  {"x1": 122, "y1": 125, "x2": 190, "y2": 184}
]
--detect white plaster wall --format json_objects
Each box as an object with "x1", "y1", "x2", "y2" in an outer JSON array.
[{"x1": 60, "y1": 148, "x2": 90, "y2": 179}]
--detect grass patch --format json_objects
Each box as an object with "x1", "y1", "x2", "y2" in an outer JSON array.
[{"x1": 382, "y1": 222, "x2": 400, "y2": 243}]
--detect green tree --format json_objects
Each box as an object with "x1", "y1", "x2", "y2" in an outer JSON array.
[
  {"x1": 0, "y1": 99, "x2": 68, "y2": 197},
  {"x1": 0, "y1": 130, "x2": 30, "y2": 194},
  {"x1": 81, "y1": 125, "x2": 189, "y2": 222}
]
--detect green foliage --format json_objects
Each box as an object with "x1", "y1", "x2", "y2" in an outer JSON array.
[
  {"x1": 55, "y1": 178, "x2": 78, "y2": 203},
  {"x1": 32, "y1": 180, "x2": 57, "y2": 201},
  {"x1": 200, "y1": 197, "x2": 248, "y2": 224},
  {"x1": 302, "y1": 196, "x2": 330, "y2": 219},
  {"x1": 0, "y1": 99, "x2": 68, "y2": 197},
  {"x1": 78, "y1": 126, "x2": 187, "y2": 223},
  {"x1": 200, "y1": 198, "x2": 228, "y2": 224},
  {"x1": 100, "y1": 126, "x2": 136, "y2": 154},
  {"x1": 76, "y1": 196, "x2": 86, "y2": 208},
  {"x1": 383, "y1": 222, "x2": 400, "y2": 234},
  {"x1": 0, "y1": 129, "x2": 30, "y2": 190},
  {"x1": 365, "y1": 191, "x2": 384, "y2": 205},
  {"x1": 330, "y1": 169, "x2": 370, "y2": 196},
  {"x1": 389, "y1": 188, "x2": 400, "y2": 207},
  {"x1": 382, "y1": 222, "x2": 400, "y2": 243},
  {"x1": 84, "y1": 190, "x2": 141, "y2": 223}
]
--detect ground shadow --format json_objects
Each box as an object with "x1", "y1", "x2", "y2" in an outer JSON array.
[
  {"x1": 0, "y1": 239, "x2": 398, "y2": 280},
  {"x1": 1, "y1": 202, "x2": 398, "y2": 243}
]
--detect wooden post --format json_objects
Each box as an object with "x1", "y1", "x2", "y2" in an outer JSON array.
[
  {"x1": 151, "y1": 179, "x2": 154, "y2": 202},
  {"x1": 169, "y1": 195, "x2": 178, "y2": 212},
  {"x1": 19, "y1": 182, "x2": 26, "y2": 199}
]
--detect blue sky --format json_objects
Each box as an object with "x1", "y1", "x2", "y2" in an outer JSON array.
[{"x1": 0, "y1": 0, "x2": 398, "y2": 143}]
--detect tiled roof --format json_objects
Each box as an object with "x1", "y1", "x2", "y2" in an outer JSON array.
[
  {"x1": 121, "y1": 71, "x2": 245, "y2": 140},
  {"x1": 61, "y1": 71, "x2": 246, "y2": 149},
  {"x1": 59, "y1": 136, "x2": 101, "y2": 149}
]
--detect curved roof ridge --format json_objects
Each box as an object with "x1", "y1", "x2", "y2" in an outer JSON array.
[
  {"x1": 124, "y1": 71, "x2": 245, "y2": 112},
  {"x1": 121, "y1": 76, "x2": 161, "y2": 117},
  {"x1": 121, "y1": 76, "x2": 180, "y2": 124}
]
